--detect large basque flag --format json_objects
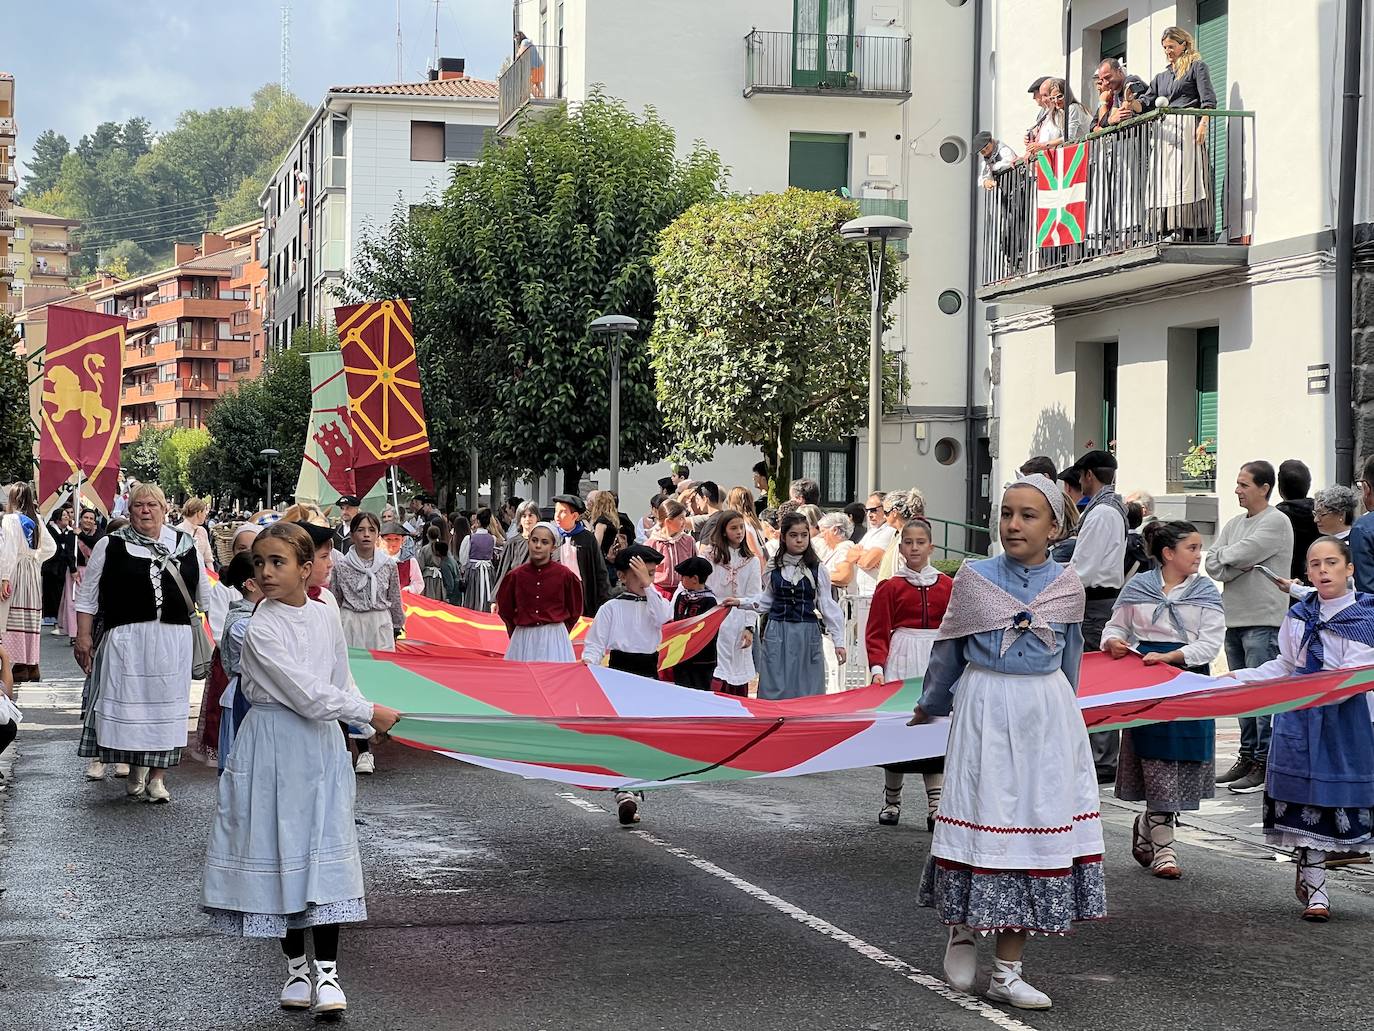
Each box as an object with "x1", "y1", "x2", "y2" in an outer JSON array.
[
  {"x1": 1035, "y1": 142, "x2": 1089, "y2": 246},
  {"x1": 349, "y1": 647, "x2": 1374, "y2": 791}
]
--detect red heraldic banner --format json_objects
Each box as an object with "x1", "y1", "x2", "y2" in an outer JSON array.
[
  {"x1": 334, "y1": 299, "x2": 433, "y2": 491},
  {"x1": 38, "y1": 306, "x2": 126, "y2": 512}
]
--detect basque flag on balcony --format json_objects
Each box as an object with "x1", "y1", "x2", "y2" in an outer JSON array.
[{"x1": 1035, "y1": 142, "x2": 1089, "y2": 247}]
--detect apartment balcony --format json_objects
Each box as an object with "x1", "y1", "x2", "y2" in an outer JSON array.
[
  {"x1": 854, "y1": 197, "x2": 909, "y2": 251},
  {"x1": 744, "y1": 30, "x2": 911, "y2": 100},
  {"x1": 977, "y1": 110, "x2": 1254, "y2": 308},
  {"x1": 0, "y1": 213, "x2": 14, "y2": 236},
  {"x1": 30, "y1": 263, "x2": 68, "y2": 280},
  {"x1": 0, "y1": 166, "x2": 15, "y2": 193},
  {"x1": 129, "y1": 296, "x2": 246, "y2": 328},
  {"x1": 0, "y1": 258, "x2": 16, "y2": 279},
  {"x1": 1165, "y1": 453, "x2": 1217, "y2": 495},
  {"x1": 0, "y1": 118, "x2": 14, "y2": 142},
  {"x1": 30, "y1": 239, "x2": 73, "y2": 253},
  {"x1": 497, "y1": 44, "x2": 566, "y2": 135}
]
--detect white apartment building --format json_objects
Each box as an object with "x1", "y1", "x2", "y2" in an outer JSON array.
[
  {"x1": 260, "y1": 60, "x2": 498, "y2": 348},
  {"x1": 503, "y1": 1, "x2": 985, "y2": 534},
  {"x1": 980, "y1": 0, "x2": 1374, "y2": 537}
]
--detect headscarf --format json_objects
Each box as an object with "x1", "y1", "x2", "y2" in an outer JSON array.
[
  {"x1": 1114, "y1": 568, "x2": 1222, "y2": 640},
  {"x1": 1006, "y1": 473, "x2": 1064, "y2": 525}
]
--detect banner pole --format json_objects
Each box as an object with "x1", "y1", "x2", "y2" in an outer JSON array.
[{"x1": 389, "y1": 465, "x2": 401, "y2": 524}]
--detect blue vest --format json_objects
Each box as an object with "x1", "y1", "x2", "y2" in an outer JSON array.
[{"x1": 767, "y1": 566, "x2": 818, "y2": 623}]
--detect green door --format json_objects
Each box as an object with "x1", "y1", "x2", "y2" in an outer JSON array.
[
  {"x1": 1101, "y1": 341, "x2": 1118, "y2": 450},
  {"x1": 789, "y1": 132, "x2": 850, "y2": 193},
  {"x1": 793, "y1": 0, "x2": 854, "y2": 88},
  {"x1": 1196, "y1": 328, "x2": 1219, "y2": 451},
  {"x1": 1197, "y1": 0, "x2": 1228, "y2": 236}
]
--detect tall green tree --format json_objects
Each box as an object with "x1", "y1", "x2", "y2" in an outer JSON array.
[
  {"x1": 0, "y1": 316, "x2": 34, "y2": 483},
  {"x1": 122, "y1": 423, "x2": 174, "y2": 484},
  {"x1": 18, "y1": 129, "x2": 70, "y2": 202},
  {"x1": 157, "y1": 427, "x2": 211, "y2": 501},
  {"x1": 648, "y1": 189, "x2": 905, "y2": 504},
  {"x1": 347, "y1": 91, "x2": 725, "y2": 492}
]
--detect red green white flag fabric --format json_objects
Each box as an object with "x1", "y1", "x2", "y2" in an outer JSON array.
[
  {"x1": 348, "y1": 648, "x2": 1374, "y2": 790},
  {"x1": 1035, "y1": 142, "x2": 1089, "y2": 246}
]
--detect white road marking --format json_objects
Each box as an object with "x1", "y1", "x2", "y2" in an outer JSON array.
[
  {"x1": 556, "y1": 791, "x2": 608, "y2": 815},
  {"x1": 629, "y1": 829, "x2": 1039, "y2": 1030}
]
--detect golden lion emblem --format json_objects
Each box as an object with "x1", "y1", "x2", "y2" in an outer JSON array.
[{"x1": 43, "y1": 353, "x2": 112, "y2": 438}]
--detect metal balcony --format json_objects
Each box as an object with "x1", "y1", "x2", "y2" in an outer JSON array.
[
  {"x1": 498, "y1": 43, "x2": 566, "y2": 134},
  {"x1": 744, "y1": 30, "x2": 911, "y2": 100},
  {"x1": 978, "y1": 109, "x2": 1254, "y2": 307}
]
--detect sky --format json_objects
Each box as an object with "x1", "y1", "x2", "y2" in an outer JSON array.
[{"x1": 5, "y1": 0, "x2": 513, "y2": 176}]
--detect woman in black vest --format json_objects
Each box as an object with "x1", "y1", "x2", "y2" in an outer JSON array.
[{"x1": 74, "y1": 483, "x2": 209, "y2": 803}]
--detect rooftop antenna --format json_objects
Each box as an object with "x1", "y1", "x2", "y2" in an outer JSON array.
[
  {"x1": 396, "y1": 0, "x2": 404, "y2": 81},
  {"x1": 429, "y1": 0, "x2": 441, "y2": 74},
  {"x1": 280, "y1": 1, "x2": 291, "y2": 96}
]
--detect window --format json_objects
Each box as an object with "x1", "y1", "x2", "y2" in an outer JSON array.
[
  {"x1": 1101, "y1": 341, "x2": 1118, "y2": 451},
  {"x1": 329, "y1": 117, "x2": 347, "y2": 186},
  {"x1": 788, "y1": 131, "x2": 850, "y2": 194},
  {"x1": 792, "y1": 0, "x2": 855, "y2": 88},
  {"x1": 444, "y1": 123, "x2": 486, "y2": 163},
  {"x1": 322, "y1": 195, "x2": 346, "y2": 272},
  {"x1": 1196, "y1": 327, "x2": 1218, "y2": 451},
  {"x1": 1100, "y1": 18, "x2": 1127, "y2": 62},
  {"x1": 792, "y1": 439, "x2": 855, "y2": 506},
  {"x1": 410, "y1": 121, "x2": 445, "y2": 161},
  {"x1": 233, "y1": 357, "x2": 251, "y2": 373}
]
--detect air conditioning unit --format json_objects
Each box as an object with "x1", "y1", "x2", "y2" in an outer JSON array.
[{"x1": 132, "y1": 307, "x2": 149, "y2": 320}]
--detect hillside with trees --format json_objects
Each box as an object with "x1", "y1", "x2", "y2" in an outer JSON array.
[{"x1": 19, "y1": 85, "x2": 311, "y2": 278}]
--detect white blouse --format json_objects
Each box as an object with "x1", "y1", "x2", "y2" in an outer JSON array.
[
  {"x1": 582, "y1": 588, "x2": 672, "y2": 665},
  {"x1": 239, "y1": 597, "x2": 374, "y2": 729},
  {"x1": 1100, "y1": 574, "x2": 1226, "y2": 669},
  {"x1": 706, "y1": 552, "x2": 761, "y2": 631},
  {"x1": 1231, "y1": 593, "x2": 1374, "y2": 683}
]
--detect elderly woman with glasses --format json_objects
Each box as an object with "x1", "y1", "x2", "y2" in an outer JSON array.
[{"x1": 1313, "y1": 485, "x2": 1358, "y2": 540}]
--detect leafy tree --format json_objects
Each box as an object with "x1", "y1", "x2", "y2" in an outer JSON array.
[
  {"x1": 648, "y1": 189, "x2": 905, "y2": 505},
  {"x1": 191, "y1": 326, "x2": 332, "y2": 503},
  {"x1": 0, "y1": 316, "x2": 34, "y2": 483},
  {"x1": 157, "y1": 427, "x2": 211, "y2": 501},
  {"x1": 100, "y1": 239, "x2": 156, "y2": 277},
  {"x1": 347, "y1": 91, "x2": 725, "y2": 492},
  {"x1": 19, "y1": 129, "x2": 70, "y2": 202},
  {"x1": 122, "y1": 423, "x2": 173, "y2": 484}
]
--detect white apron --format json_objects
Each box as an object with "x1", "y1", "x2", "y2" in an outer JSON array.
[{"x1": 886, "y1": 626, "x2": 937, "y2": 680}]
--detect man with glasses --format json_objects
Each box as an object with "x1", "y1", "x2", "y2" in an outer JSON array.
[
  {"x1": 1348, "y1": 458, "x2": 1374, "y2": 592},
  {"x1": 853, "y1": 492, "x2": 897, "y2": 598}
]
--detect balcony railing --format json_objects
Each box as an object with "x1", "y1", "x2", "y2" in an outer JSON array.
[
  {"x1": 0, "y1": 215, "x2": 14, "y2": 233},
  {"x1": 1166, "y1": 453, "x2": 1217, "y2": 494},
  {"x1": 855, "y1": 197, "x2": 909, "y2": 251},
  {"x1": 980, "y1": 109, "x2": 1254, "y2": 289},
  {"x1": 30, "y1": 239, "x2": 72, "y2": 253},
  {"x1": 744, "y1": 30, "x2": 911, "y2": 99},
  {"x1": 0, "y1": 118, "x2": 15, "y2": 139},
  {"x1": 498, "y1": 43, "x2": 566, "y2": 130},
  {"x1": 179, "y1": 338, "x2": 220, "y2": 352}
]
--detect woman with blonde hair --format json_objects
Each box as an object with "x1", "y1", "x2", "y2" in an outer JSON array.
[
  {"x1": 177, "y1": 496, "x2": 216, "y2": 569},
  {"x1": 1136, "y1": 26, "x2": 1218, "y2": 238},
  {"x1": 585, "y1": 490, "x2": 624, "y2": 562},
  {"x1": 0, "y1": 483, "x2": 57, "y2": 682}
]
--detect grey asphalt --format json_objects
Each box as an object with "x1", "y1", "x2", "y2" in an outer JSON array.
[{"x1": 3, "y1": 636, "x2": 1374, "y2": 1031}]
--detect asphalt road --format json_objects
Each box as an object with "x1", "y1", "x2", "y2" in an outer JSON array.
[{"x1": 3, "y1": 636, "x2": 1374, "y2": 1031}]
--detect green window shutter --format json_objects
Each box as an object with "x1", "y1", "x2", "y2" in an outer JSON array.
[
  {"x1": 788, "y1": 132, "x2": 850, "y2": 193},
  {"x1": 1196, "y1": 328, "x2": 1219, "y2": 451},
  {"x1": 1101, "y1": 342, "x2": 1119, "y2": 450},
  {"x1": 1197, "y1": 0, "x2": 1228, "y2": 235},
  {"x1": 1100, "y1": 19, "x2": 1127, "y2": 62}
]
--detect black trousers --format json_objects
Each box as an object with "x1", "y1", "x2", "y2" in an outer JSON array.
[{"x1": 608, "y1": 651, "x2": 658, "y2": 679}]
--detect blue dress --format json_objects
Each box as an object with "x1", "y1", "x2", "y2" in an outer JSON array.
[{"x1": 915, "y1": 555, "x2": 1107, "y2": 935}]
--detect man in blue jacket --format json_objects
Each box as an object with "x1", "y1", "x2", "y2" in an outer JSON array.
[{"x1": 1349, "y1": 456, "x2": 1374, "y2": 592}]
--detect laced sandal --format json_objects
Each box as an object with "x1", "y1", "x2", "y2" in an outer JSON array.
[
  {"x1": 1131, "y1": 813, "x2": 1154, "y2": 867},
  {"x1": 942, "y1": 925, "x2": 978, "y2": 991},
  {"x1": 986, "y1": 959, "x2": 1052, "y2": 1010},
  {"x1": 1150, "y1": 848, "x2": 1182, "y2": 879},
  {"x1": 1145, "y1": 813, "x2": 1179, "y2": 877},
  {"x1": 878, "y1": 803, "x2": 901, "y2": 826},
  {"x1": 311, "y1": 960, "x2": 346, "y2": 1015},
  {"x1": 279, "y1": 956, "x2": 312, "y2": 1010}
]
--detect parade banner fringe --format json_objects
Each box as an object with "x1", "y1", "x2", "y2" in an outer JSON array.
[
  {"x1": 350, "y1": 649, "x2": 1374, "y2": 790},
  {"x1": 38, "y1": 306, "x2": 126, "y2": 513}
]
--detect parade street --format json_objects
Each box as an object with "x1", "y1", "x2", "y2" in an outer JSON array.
[{"x1": 0, "y1": 638, "x2": 1368, "y2": 1031}]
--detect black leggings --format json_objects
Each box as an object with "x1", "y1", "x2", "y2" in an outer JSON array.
[
  {"x1": 282, "y1": 924, "x2": 339, "y2": 962},
  {"x1": 0, "y1": 719, "x2": 16, "y2": 758},
  {"x1": 339, "y1": 721, "x2": 370, "y2": 754}
]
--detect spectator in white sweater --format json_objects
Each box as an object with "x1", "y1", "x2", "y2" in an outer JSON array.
[{"x1": 1203, "y1": 460, "x2": 1295, "y2": 794}]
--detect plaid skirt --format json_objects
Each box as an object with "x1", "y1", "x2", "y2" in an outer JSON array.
[{"x1": 77, "y1": 720, "x2": 183, "y2": 769}]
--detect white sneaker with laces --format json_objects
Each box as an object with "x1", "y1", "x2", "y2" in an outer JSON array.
[
  {"x1": 279, "y1": 956, "x2": 312, "y2": 1010},
  {"x1": 84, "y1": 759, "x2": 107, "y2": 781},
  {"x1": 986, "y1": 959, "x2": 1052, "y2": 1010},
  {"x1": 312, "y1": 960, "x2": 347, "y2": 1014},
  {"x1": 355, "y1": 752, "x2": 376, "y2": 775}
]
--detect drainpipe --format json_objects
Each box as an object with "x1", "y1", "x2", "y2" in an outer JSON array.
[
  {"x1": 1334, "y1": 0, "x2": 1364, "y2": 485},
  {"x1": 963, "y1": 0, "x2": 985, "y2": 534}
]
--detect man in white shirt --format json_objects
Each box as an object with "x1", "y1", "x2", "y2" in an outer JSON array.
[
  {"x1": 853, "y1": 491, "x2": 897, "y2": 598},
  {"x1": 1067, "y1": 450, "x2": 1128, "y2": 781}
]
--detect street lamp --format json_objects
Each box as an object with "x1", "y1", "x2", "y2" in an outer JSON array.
[
  {"x1": 590, "y1": 314, "x2": 640, "y2": 495},
  {"x1": 840, "y1": 213, "x2": 913, "y2": 497},
  {"x1": 260, "y1": 448, "x2": 280, "y2": 509}
]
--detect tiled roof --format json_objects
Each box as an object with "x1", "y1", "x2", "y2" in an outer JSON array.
[
  {"x1": 180, "y1": 245, "x2": 251, "y2": 272},
  {"x1": 10, "y1": 205, "x2": 80, "y2": 227},
  {"x1": 328, "y1": 78, "x2": 498, "y2": 100}
]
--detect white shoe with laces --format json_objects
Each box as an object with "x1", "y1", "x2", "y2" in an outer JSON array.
[
  {"x1": 355, "y1": 752, "x2": 376, "y2": 775},
  {"x1": 942, "y1": 924, "x2": 979, "y2": 991},
  {"x1": 312, "y1": 960, "x2": 347, "y2": 1015},
  {"x1": 84, "y1": 759, "x2": 106, "y2": 781},
  {"x1": 279, "y1": 956, "x2": 312, "y2": 1010},
  {"x1": 986, "y1": 959, "x2": 1052, "y2": 1010}
]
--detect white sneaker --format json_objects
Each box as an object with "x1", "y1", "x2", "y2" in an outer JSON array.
[
  {"x1": 84, "y1": 759, "x2": 107, "y2": 781},
  {"x1": 943, "y1": 924, "x2": 978, "y2": 991},
  {"x1": 279, "y1": 956, "x2": 312, "y2": 1010},
  {"x1": 145, "y1": 777, "x2": 171, "y2": 804},
  {"x1": 125, "y1": 766, "x2": 149, "y2": 798},
  {"x1": 112, "y1": 763, "x2": 130, "y2": 778},
  {"x1": 986, "y1": 960, "x2": 1052, "y2": 1010},
  {"x1": 312, "y1": 960, "x2": 347, "y2": 1015},
  {"x1": 355, "y1": 752, "x2": 376, "y2": 775}
]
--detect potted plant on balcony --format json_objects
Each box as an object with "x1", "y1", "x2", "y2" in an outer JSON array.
[{"x1": 1177, "y1": 438, "x2": 1216, "y2": 491}]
